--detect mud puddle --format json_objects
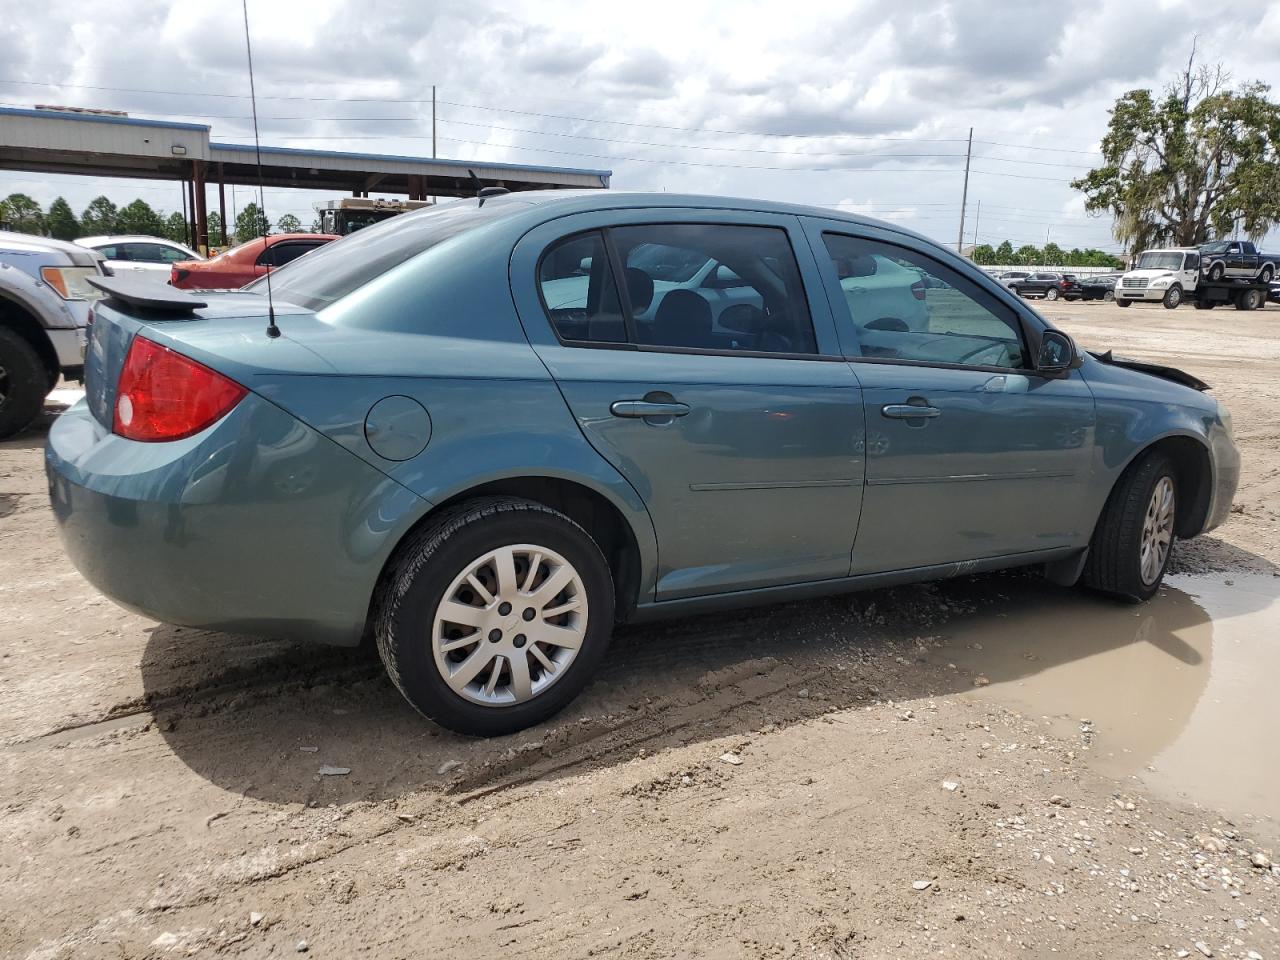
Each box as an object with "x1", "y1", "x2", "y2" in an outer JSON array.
[{"x1": 941, "y1": 572, "x2": 1280, "y2": 826}]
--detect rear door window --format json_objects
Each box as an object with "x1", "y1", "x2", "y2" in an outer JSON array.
[
  {"x1": 537, "y1": 231, "x2": 627, "y2": 344},
  {"x1": 610, "y1": 223, "x2": 818, "y2": 355}
]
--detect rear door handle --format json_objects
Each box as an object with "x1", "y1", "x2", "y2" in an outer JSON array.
[
  {"x1": 610, "y1": 400, "x2": 691, "y2": 419},
  {"x1": 882, "y1": 403, "x2": 941, "y2": 420}
]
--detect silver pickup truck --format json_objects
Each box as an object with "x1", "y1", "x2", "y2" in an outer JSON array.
[{"x1": 0, "y1": 231, "x2": 107, "y2": 438}]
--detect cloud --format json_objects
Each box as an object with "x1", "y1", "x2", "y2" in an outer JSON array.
[{"x1": 3, "y1": 0, "x2": 1280, "y2": 251}]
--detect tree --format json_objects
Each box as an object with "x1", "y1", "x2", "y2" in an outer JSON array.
[
  {"x1": 45, "y1": 197, "x2": 80, "y2": 240},
  {"x1": 1042, "y1": 242, "x2": 1065, "y2": 266},
  {"x1": 115, "y1": 199, "x2": 166, "y2": 237},
  {"x1": 80, "y1": 196, "x2": 119, "y2": 235},
  {"x1": 275, "y1": 213, "x2": 302, "y2": 234},
  {"x1": 1073, "y1": 42, "x2": 1280, "y2": 252},
  {"x1": 970, "y1": 243, "x2": 997, "y2": 265},
  {"x1": 235, "y1": 202, "x2": 269, "y2": 243},
  {"x1": 1014, "y1": 244, "x2": 1042, "y2": 266},
  {"x1": 162, "y1": 212, "x2": 188, "y2": 244},
  {"x1": 207, "y1": 211, "x2": 224, "y2": 244},
  {"x1": 994, "y1": 240, "x2": 1015, "y2": 264},
  {"x1": 3, "y1": 193, "x2": 44, "y2": 234}
]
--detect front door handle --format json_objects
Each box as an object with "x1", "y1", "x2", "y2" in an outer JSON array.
[
  {"x1": 882, "y1": 403, "x2": 941, "y2": 420},
  {"x1": 610, "y1": 400, "x2": 691, "y2": 419}
]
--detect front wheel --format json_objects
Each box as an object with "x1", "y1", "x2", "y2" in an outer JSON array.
[
  {"x1": 1103, "y1": 290, "x2": 1115, "y2": 302},
  {"x1": 1259, "y1": 265, "x2": 1274, "y2": 284},
  {"x1": 376, "y1": 497, "x2": 615, "y2": 736},
  {"x1": 1045, "y1": 287, "x2": 1060, "y2": 301},
  {"x1": 1081, "y1": 452, "x2": 1177, "y2": 602},
  {"x1": 1207, "y1": 263, "x2": 1225, "y2": 282},
  {"x1": 1161, "y1": 285, "x2": 1183, "y2": 309},
  {"x1": 1116, "y1": 298, "x2": 1132, "y2": 308},
  {"x1": 0, "y1": 327, "x2": 50, "y2": 441}
]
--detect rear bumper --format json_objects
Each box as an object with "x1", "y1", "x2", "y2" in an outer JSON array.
[{"x1": 45, "y1": 395, "x2": 427, "y2": 646}]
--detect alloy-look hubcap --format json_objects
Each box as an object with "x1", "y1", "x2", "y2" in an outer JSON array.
[
  {"x1": 1139, "y1": 476, "x2": 1175, "y2": 586},
  {"x1": 432, "y1": 544, "x2": 587, "y2": 706}
]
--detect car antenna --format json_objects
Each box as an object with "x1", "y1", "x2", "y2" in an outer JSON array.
[
  {"x1": 242, "y1": 0, "x2": 280, "y2": 339},
  {"x1": 467, "y1": 169, "x2": 509, "y2": 207}
]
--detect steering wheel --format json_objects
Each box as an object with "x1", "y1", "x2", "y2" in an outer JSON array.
[{"x1": 954, "y1": 342, "x2": 1011, "y2": 366}]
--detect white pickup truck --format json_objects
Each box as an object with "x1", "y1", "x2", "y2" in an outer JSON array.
[
  {"x1": 0, "y1": 231, "x2": 107, "y2": 438},
  {"x1": 1114, "y1": 248, "x2": 1202, "y2": 309}
]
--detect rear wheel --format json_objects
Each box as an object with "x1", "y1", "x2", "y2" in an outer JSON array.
[
  {"x1": 1081, "y1": 452, "x2": 1177, "y2": 602},
  {"x1": 1161, "y1": 285, "x2": 1183, "y2": 309},
  {"x1": 1235, "y1": 288, "x2": 1264, "y2": 311},
  {"x1": 1045, "y1": 287, "x2": 1060, "y2": 301},
  {"x1": 0, "y1": 327, "x2": 49, "y2": 440},
  {"x1": 1259, "y1": 265, "x2": 1274, "y2": 284},
  {"x1": 376, "y1": 497, "x2": 614, "y2": 736},
  {"x1": 1103, "y1": 290, "x2": 1115, "y2": 302}
]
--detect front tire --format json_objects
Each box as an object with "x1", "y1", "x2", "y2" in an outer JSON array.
[
  {"x1": 1116, "y1": 298, "x2": 1132, "y2": 308},
  {"x1": 0, "y1": 328, "x2": 50, "y2": 440},
  {"x1": 1259, "y1": 265, "x2": 1274, "y2": 284},
  {"x1": 1081, "y1": 452, "x2": 1177, "y2": 602},
  {"x1": 376, "y1": 497, "x2": 615, "y2": 736},
  {"x1": 1161, "y1": 285, "x2": 1183, "y2": 309},
  {"x1": 1207, "y1": 262, "x2": 1225, "y2": 282}
]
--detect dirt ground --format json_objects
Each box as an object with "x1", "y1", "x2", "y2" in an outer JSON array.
[{"x1": 2, "y1": 297, "x2": 1279, "y2": 960}]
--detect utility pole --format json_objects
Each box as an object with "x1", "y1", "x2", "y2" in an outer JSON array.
[
  {"x1": 432, "y1": 85, "x2": 437, "y2": 159},
  {"x1": 956, "y1": 126, "x2": 973, "y2": 252},
  {"x1": 972, "y1": 200, "x2": 980, "y2": 250}
]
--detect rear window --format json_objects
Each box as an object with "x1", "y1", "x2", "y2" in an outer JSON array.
[{"x1": 252, "y1": 200, "x2": 523, "y2": 310}]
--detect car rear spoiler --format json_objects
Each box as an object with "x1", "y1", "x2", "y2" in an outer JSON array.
[
  {"x1": 1089, "y1": 350, "x2": 1210, "y2": 391},
  {"x1": 87, "y1": 276, "x2": 208, "y2": 313}
]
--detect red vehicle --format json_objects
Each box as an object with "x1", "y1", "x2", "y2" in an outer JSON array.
[{"x1": 170, "y1": 233, "x2": 338, "y2": 289}]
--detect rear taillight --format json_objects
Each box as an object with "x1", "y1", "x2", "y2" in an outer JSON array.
[
  {"x1": 114, "y1": 336, "x2": 246, "y2": 442},
  {"x1": 910, "y1": 279, "x2": 927, "y2": 301},
  {"x1": 171, "y1": 266, "x2": 190, "y2": 286}
]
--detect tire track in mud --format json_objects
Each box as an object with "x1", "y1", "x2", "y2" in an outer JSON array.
[{"x1": 4, "y1": 645, "x2": 382, "y2": 748}]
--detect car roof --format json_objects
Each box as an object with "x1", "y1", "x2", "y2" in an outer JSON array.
[
  {"x1": 1, "y1": 229, "x2": 102, "y2": 258},
  {"x1": 76, "y1": 235, "x2": 192, "y2": 247}
]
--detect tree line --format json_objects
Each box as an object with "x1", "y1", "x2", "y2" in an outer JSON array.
[
  {"x1": 0, "y1": 192, "x2": 308, "y2": 245},
  {"x1": 970, "y1": 242, "x2": 1123, "y2": 268}
]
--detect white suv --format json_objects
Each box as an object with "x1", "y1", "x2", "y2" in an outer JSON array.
[{"x1": 76, "y1": 235, "x2": 202, "y2": 274}]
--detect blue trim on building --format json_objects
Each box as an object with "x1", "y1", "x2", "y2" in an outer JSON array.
[
  {"x1": 209, "y1": 141, "x2": 611, "y2": 180},
  {"x1": 0, "y1": 105, "x2": 210, "y2": 132}
]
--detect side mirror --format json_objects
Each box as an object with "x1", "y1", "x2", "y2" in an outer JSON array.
[{"x1": 1037, "y1": 330, "x2": 1075, "y2": 376}]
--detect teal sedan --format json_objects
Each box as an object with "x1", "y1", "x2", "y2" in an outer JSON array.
[{"x1": 46, "y1": 192, "x2": 1239, "y2": 736}]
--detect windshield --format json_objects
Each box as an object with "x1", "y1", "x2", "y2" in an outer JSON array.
[
  {"x1": 1136, "y1": 252, "x2": 1186, "y2": 271},
  {"x1": 252, "y1": 200, "x2": 524, "y2": 310},
  {"x1": 1200, "y1": 241, "x2": 1230, "y2": 254},
  {"x1": 627, "y1": 243, "x2": 709, "y2": 283}
]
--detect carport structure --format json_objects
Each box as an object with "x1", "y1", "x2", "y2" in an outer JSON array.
[{"x1": 0, "y1": 106, "x2": 611, "y2": 251}]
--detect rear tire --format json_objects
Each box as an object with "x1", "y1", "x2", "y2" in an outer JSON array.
[
  {"x1": 1081, "y1": 452, "x2": 1177, "y2": 602},
  {"x1": 376, "y1": 496, "x2": 615, "y2": 737},
  {"x1": 1045, "y1": 287, "x2": 1060, "y2": 301},
  {"x1": 0, "y1": 327, "x2": 49, "y2": 440},
  {"x1": 1161, "y1": 285, "x2": 1183, "y2": 309},
  {"x1": 1235, "y1": 288, "x2": 1264, "y2": 311},
  {"x1": 1103, "y1": 290, "x2": 1115, "y2": 302},
  {"x1": 1259, "y1": 265, "x2": 1274, "y2": 284}
]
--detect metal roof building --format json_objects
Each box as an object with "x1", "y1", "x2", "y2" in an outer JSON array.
[{"x1": 0, "y1": 106, "x2": 611, "y2": 248}]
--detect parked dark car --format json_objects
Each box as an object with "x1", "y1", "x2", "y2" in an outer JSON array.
[
  {"x1": 1268, "y1": 279, "x2": 1280, "y2": 305},
  {"x1": 1198, "y1": 240, "x2": 1277, "y2": 283},
  {"x1": 1012, "y1": 272, "x2": 1080, "y2": 301},
  {"x1": 47, "y1": 192, "x2": 1240, "y2": 736},
  {"x1": 1078, "y1": 274, "x2": 1120, "y2": 301}
]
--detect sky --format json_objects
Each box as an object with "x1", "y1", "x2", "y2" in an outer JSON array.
[{"x1": 2, "y1": 0, "x2": 1279, "y2": 254}]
